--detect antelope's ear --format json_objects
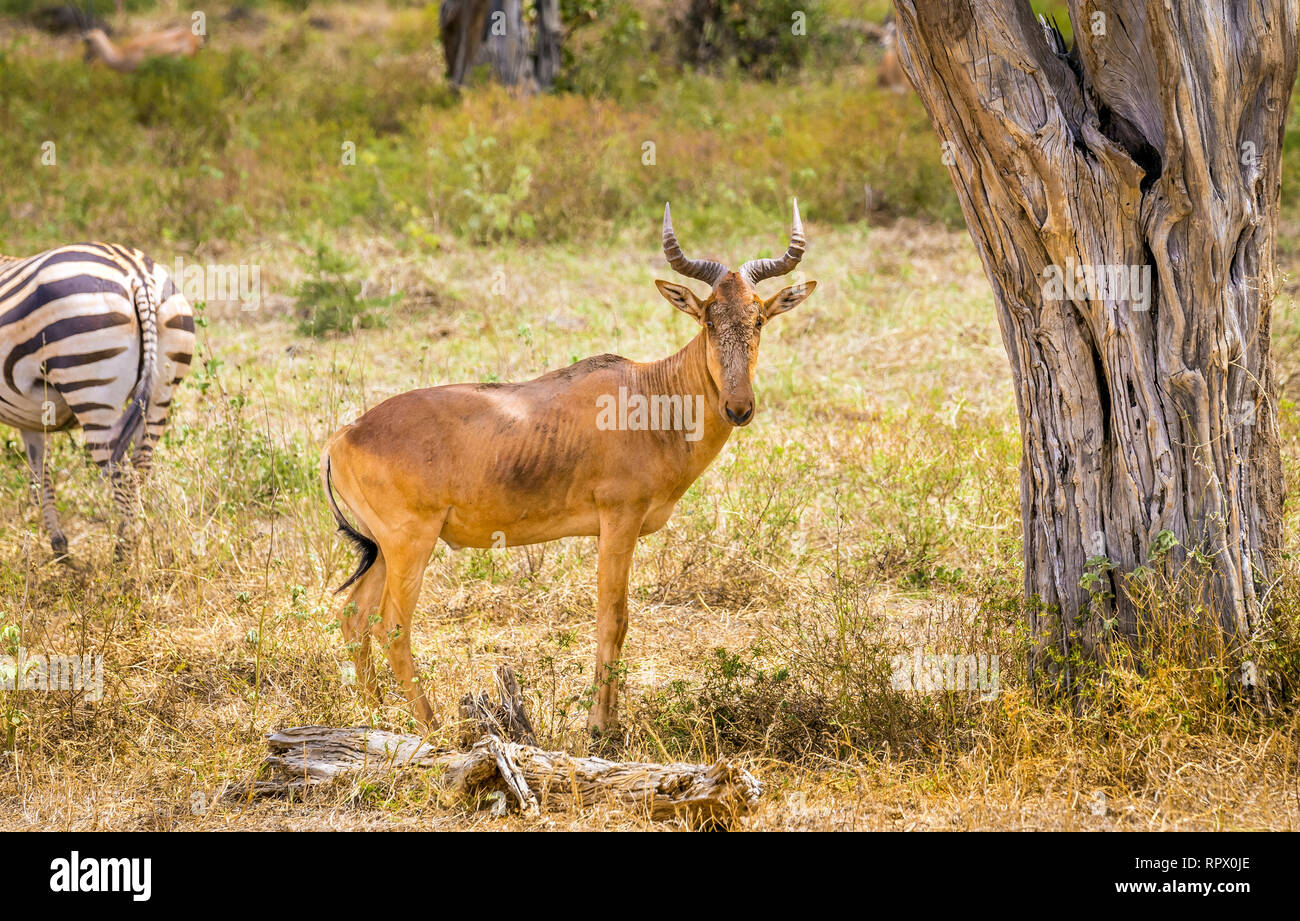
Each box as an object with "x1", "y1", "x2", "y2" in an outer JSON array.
[
  {"x1": 762, "y1": 280, "x2": 816, "y2": 319},
  {"x1": 656, "y1": 279, "x2": 704, "y2": 321}
]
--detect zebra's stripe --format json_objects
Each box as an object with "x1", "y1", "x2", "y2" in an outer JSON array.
[
  {"x1": 0, "y1": 274, "x2": 129, "y2": 329},
  {"x1": 3, "y1": 312, "x2": 132, "y2": 391}
]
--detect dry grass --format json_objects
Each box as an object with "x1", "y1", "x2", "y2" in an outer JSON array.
[{"x1": 2, "y1": 220, "x2": 1298, "y2": 830}]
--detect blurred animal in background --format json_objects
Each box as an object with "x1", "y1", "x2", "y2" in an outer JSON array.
[
  {"x1": 30, "y1": 3, "x2": 110, "y2": 35},
  {"x1": 81, "y1": 26, "x2": 203, "y2": 73},
  {"x1": 0, "y1": 245, "x2": 195, "y2": 560},
  {"x1": 223, "y1": 6, "x2": 269, "y2": 30},
  {"x1": 877, "y1": 19, "x2": 909, "y2": 93}
]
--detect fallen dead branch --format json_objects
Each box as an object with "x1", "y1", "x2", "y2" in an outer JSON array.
[{"x1": 234, "y1": 667, "x2": 762, "y2": 826}]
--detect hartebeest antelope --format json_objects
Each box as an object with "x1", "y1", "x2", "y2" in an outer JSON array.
[
  {"x1": 323, "y1": 202, "x2": 816, "y2": 730},
  {"x1": 82, "y1": 27, "x2": 203, "y2": 73}
]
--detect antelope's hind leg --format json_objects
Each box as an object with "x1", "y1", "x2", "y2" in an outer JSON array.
[
  {"x1": 339, "y1": 552, "x2": 386, "y2": 707},
  {"x1": 21, "y1": 430, "x2": 67, "y2": 559},
  {"x1": 371, "y1": 510, "x2": 447, "y2": 729}
]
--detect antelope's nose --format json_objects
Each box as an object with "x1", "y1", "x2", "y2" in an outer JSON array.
[{"x1": 725, "y1": 402, "x2": 754, "y2": 426}]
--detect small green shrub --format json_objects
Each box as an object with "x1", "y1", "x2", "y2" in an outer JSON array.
[{"x1": 293, "y1": 243, "x2": 399, "y2": 337}]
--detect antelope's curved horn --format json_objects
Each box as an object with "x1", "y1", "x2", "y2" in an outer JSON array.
[
  {"x1": 662, "y1": 203, "x2": 727, "y2": 286},
  {"x1": 739, "y1": 199, "x2": 805, "y2": 285}
]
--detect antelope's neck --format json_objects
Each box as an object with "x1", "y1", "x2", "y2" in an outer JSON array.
[{"x1": 630, "y1": 331, "x2": 732, "y2": 454}]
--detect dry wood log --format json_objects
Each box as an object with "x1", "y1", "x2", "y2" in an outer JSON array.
[
  {"x1": 244, "y1": 725, "x2": 761, "y2": 824},
  {"x1": 235, "y1": 667, "x2": 761, "y2": 825}
]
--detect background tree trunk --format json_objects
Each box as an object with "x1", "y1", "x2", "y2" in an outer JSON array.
[
  {"x1": 482, "y1": 0, "x2": 536, "y2": 89},
  {"x1": 440, "y1": 0, "x2": 492, "y2": 87},
  {"x1": 892, "y1": 1, "x2": 1296, "y2": 683},
  {"x1": 532, "y1": 0, "x2": 562, "y2": 91},
  {"x1": 443, "y1": 0, "x2": 561, "y2": 93}
]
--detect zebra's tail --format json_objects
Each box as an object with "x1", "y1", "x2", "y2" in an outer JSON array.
[
  {"x1": 322, "y1": 450, "x2": 379, "y2": 594},
  {"x1": 108, "y1": 271, "x2": 159, "y2": 465}
]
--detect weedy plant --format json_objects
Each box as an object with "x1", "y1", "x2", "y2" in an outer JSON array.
[{"x1": 293, "y1": 242, "x2": 400, "y2": 337}]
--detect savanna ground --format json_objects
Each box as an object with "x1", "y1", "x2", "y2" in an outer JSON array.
[{"x1": 2, "y1": 0, "x2": 1300, "y2": 830}]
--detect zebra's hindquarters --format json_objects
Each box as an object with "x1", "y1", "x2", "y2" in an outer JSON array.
[{"x1": 0, "y1": 242, "x2": 195, "y2": 554}]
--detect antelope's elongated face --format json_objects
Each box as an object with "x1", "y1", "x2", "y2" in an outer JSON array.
[
  {"x1": 656, "y1": 201, "x2": 816, "y2": 426},
  {"x1": 656, "y1": 271, "x2": 815, "y2": 425}
]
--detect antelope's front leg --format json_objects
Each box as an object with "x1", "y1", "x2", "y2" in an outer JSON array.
[{"x1": 588, "y1": 506, "x2": 645, "y2": 732}]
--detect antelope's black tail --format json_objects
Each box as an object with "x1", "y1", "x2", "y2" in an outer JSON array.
[{"x1": 323, "y1": 451, "x2": 378, "y2": 593}]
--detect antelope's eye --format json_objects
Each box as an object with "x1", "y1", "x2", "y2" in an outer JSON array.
[
  {"x1": 755, "y1": 318, "x2": 763, "y2": 329},
  {"x1": 706, "y1": 319, "x2": 715, "y2": 329}
]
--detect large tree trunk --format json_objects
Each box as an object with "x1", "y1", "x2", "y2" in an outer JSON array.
[{"x1": 892, "y1": 2, "x2": 1296, "y2": 683}]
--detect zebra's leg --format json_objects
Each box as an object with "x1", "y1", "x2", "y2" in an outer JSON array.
[
  {"x1": 121, "y1": 406, "x2": 172, "y2": 559},
  {"x1": 131, "y1": 447, "x2": 154, "y2": 481},
  {"x1": 131, "y1": 437, "x2": 155, "y2": 486},
  {"x1": 109, "y1": 461, "x2": 141, "y2": 562},
  {"x1": 130, "y1": 402, "x2": 169, "y2": 483},
  {"x1": 20, "y1": 430, "x2": 67, "y2": 558}
]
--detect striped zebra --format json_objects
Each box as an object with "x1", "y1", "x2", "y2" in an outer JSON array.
[{"x1": 0, "y1": 243, "x2": 195, "y2": 559}]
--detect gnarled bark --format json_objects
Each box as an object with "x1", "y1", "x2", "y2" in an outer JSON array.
[
  {"x1": 533, "y1": 0, "x2": 563, "y2": 91},
  {"x1": 482, "y1": 0, "x2": 535, "y2": 88},
  {"x1": 892, "y1": 1, "x2": 1295, "y2": 680}
]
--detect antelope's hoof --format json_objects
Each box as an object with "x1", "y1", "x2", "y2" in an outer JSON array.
[
  {"x1": 51, "y1": 536, "x2": 69, "y2": 559},
  {"x1": 413, "y1": 705, "x2": 440, "y2": 733}
]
